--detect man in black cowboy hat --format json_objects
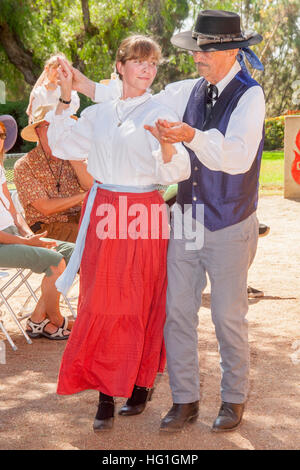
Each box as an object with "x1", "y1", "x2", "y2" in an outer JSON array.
[{"x1": 56, "y1": 9, "x2": 265, "y2": 433}]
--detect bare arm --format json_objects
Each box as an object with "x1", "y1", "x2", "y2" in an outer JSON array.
[
  {"x1": 2, "y1": 182, "x2": 33, "y2": 237},
  {"x1": 69, "y1": 160, "x2": 93, "y2": 190},
  {"x1": 0, "y1": 229, "x2": 57, "y2": 248},
  {"x1": 144, "y1": 120, "x2": 179, "y2": 163},
  {"x1": 57, "y1": 57, "x2": 96, "y2": 101},
  {"x1": 31, "y1": 191, "x2": 87, "y2": 216}
]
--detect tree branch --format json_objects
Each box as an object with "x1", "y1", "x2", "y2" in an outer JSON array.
[{"x1": 0, "y1": 20, "x2": 38, "y2": 85}]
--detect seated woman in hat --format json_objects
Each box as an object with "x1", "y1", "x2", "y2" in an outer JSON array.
[{"x1": 0, "y1": 114, "x2": 75, "y2": 340}]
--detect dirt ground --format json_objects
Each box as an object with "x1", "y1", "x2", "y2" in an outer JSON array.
[{"x1": 0, "y1": 195, "x2": 299, "y2": 451}]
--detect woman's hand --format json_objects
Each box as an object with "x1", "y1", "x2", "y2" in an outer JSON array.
[
  {"x1": 57, "y1": 61, "x2": 73, "y2": 102},
  {"x1": 57, "y1": 57, "x2": 96, "y2": 100},
  {"x1": 149, "y1": 119, "x2": 195, "y2": 144},
  {"x1": 24, "y1": 232, "x2": 57, "y2": 249},
  {"x1": 144, "y1": 120, "x2": 176, "y2": 163}
]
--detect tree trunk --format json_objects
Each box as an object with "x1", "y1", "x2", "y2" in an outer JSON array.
[
  {"x1": 0, "y1": 20, "x2": 38, "y2": 85},
  {"x1": 80, "y1": 0, "x2": 99, "y2": 35}
]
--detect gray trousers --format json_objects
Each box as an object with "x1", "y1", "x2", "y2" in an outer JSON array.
[{"x1": 165, "y1": 208, "x2": 259, "y2": 404}]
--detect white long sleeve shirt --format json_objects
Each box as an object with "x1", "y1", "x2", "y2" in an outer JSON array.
[
  {"x1": 94, "y1": 61, "x2": 265, "y2": 175},
  {"x1": 46, "y1": 92, "x2": 191, "y2": 186}
]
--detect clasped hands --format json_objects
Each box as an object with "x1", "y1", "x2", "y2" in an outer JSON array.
[{"x1": 144, "y1": 119, "x2": 195, "y2": 144}]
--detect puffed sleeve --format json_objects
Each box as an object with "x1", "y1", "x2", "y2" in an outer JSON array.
[{"x1": 46, "y1": 104, "x2": 98, "y2": 161}]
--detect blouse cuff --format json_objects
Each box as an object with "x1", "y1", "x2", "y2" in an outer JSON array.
[{"x1": 152, "y1": 149, "x2": 190, "y2": 185}]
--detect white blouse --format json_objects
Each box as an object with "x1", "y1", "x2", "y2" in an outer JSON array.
[
  {"x1": 46, "y1": 92, "x2": 191, "y2": 186},
  {"x1": 32, "y1": 85, "x2": 80, "y2": 116},
  {"x1": 94, "y1": 62, "x2": 265, "y2": 175}
]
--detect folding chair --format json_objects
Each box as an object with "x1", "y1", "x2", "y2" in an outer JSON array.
[
  {"x1": 0, "y1": 272, "x2": 18, "y2": 351},
  {"x1": 0, "y1": 269, "x2": 34, "y2": 349},
  {"x1": 9, "y1": 189, "x2": 78, "y2": 320},
  {"x1": 0, "y1": 268, "x2": 78, "y2": 350}
]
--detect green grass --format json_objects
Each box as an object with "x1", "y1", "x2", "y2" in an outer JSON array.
[
  {"x1": 259, "y1": 151, "x2": 284, "y2": 195},
  {"x1": 3, "y1": 151, "x2": 285, "y2": 194}
]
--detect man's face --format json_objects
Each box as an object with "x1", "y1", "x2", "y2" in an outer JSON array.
[
  {"x1": 192, "y1": 49, "x2": 238, "y2": 83},
  {"x1": 35, "y1": 121, "x2": 53, "y2": 156}
]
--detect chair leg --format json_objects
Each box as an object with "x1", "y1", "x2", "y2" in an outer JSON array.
[
  {"x1": 62, "y1": 294, "x2": 77, "y2": 319},
  {"x1": 0, "y1": 320, "x2": 17, "y2": 351},
  {"x1": 0, "y1": 292, "x2": 32, "y2": 344}
]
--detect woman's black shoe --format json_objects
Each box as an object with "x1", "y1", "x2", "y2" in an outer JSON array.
[
  {"x1": 119, "y1": 385, "x2": 154, "y2": 416},
  {"x1": 93, "y1": 394, "x2": 115, "y2": 432}
]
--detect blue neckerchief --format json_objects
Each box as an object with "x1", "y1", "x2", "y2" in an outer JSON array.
[{"x1": 237, "y1": 47, "x2": 264, "y2": 75}]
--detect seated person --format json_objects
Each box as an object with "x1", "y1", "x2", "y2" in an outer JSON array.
[
  {"x1": 14, "y1": 105, "x2": 93, "y2": 243},
  {"x1": 0, "y1": 115, "x2": 74, "y2": 339}
]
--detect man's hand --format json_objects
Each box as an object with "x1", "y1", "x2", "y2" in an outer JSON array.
[
  {"x1": 150, "y1": 119, "x2": 195, "y2": 144},
  {"x1": 57, "y1": 58, "x2": 96, "y2": 100},
  {"x1": 24, "y1": 232, "x2": 57, "y2": 249}
]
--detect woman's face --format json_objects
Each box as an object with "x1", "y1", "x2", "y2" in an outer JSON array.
[
  {"x1": 45, "y1": 64, "x2": 59, "y2": 84},
  {"x1": 117, "y1": 55, "x2": 158, "y2": 97}
]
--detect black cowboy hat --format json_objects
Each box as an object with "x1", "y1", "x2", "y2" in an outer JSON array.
[{"x1": 171, "y1": 10, "x2": 263, "y2": 52}]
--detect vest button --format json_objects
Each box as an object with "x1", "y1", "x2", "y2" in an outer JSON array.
[
  {"x1": 194, "y1": 166, "x2": 198, "y2": 171},
  {"x1": 193, "y1": 196, "x2": 197, "y2": 201},
  {"x1": 193, "y1": 181, "x2": 197, "y2": 186}
]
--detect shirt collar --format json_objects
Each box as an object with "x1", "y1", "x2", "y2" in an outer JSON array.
[{"x1": 210, "y1": 60, "x2": 241, "y2": 97}]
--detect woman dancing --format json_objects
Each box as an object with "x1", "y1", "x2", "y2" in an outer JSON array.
[{"x1": 46, "y1": 35, "x2": 190, "y2": 431}]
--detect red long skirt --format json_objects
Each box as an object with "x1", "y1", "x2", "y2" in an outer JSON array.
[{"x1": 57, "y1": 188, "x2": 168, "y2": 397}]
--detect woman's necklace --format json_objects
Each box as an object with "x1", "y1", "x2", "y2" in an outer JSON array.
[{"x1": 115, "y1": 96, "x2": 151, "y2": 127}]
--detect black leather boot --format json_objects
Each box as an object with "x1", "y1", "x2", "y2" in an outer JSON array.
[
  {"x1": 160, "y1": 401, "x2": 199, "y2": 433},
  {"x1": 118, "y1": 385, "x2": 154, "y2": 416},
  {"x1": 212, "y1": 402, "x2": 245, "y2": 432},
  {"x1": 93, "y1": 393, "x2": 115, "y2": 432}
]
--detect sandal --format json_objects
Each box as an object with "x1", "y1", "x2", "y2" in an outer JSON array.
[
  {"x1": 26, "y1": 318, "x2": 51, "y2": 339},
  {"x1": 26, "y1": 317, "x2": 70, "y2": 341},
  {"x1": 41, "y1": 317, "x2": 70, "y2": 341}
]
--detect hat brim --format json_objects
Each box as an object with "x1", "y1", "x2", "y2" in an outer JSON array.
[
  {"x1": 21, "y1": 119, "x2": 45, "y2": 142},
  {"x1": 21, "y1": 114, "x2": 79, "y2": 142},
  {"x1": 0, "y1": 115, "x2": 18, "y2": 152},
  {"x1": 171, "y1": 30, "x2": 262, "y2": 52}
]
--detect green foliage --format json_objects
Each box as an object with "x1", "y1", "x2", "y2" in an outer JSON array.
[
  {"x1": 0, "y1": 0, "x2": 193, "y2": 101},
  {"x1": 264, "y1": 116, "x2": 285, "y2": 150}
]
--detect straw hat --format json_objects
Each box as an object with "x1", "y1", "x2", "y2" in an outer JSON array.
[
  {"x1": 21, "y1": 104, "x2": 78, "y2": 142},
  {"x1": 21, "y1": 104, "x2": 56, "y2": 142},
  {"x1": 0, "y1": 114, "x2": 18, "y2": 152}
]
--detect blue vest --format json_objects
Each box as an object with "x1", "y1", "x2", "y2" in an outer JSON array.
[{"x1": 177, "y1": 70, "x2": 264, "y2": 231}]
